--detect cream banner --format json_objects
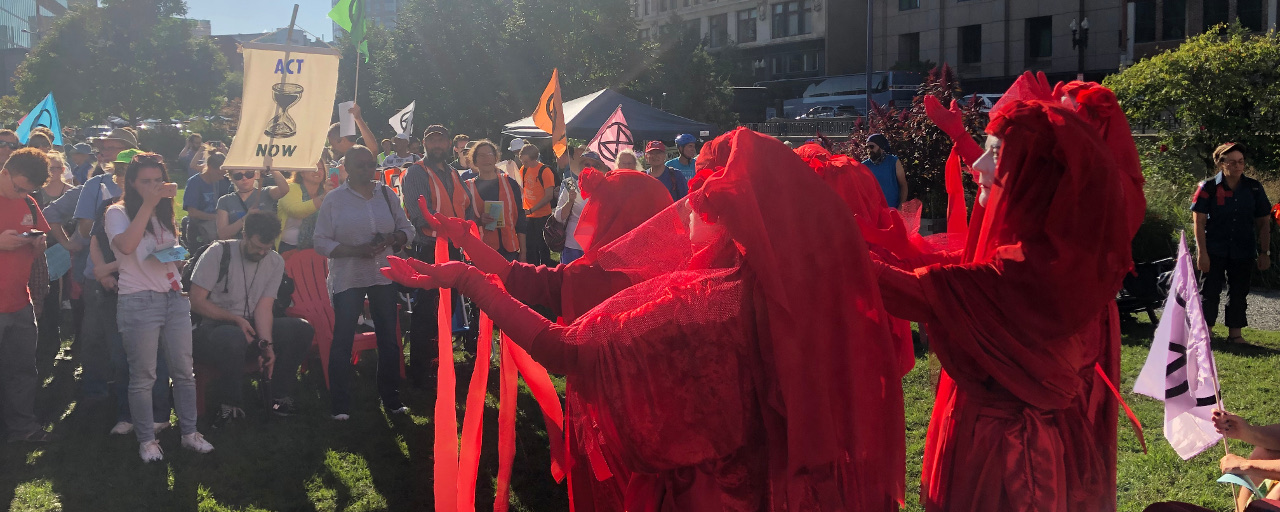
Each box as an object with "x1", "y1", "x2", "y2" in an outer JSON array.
[{"x1": 225, "y1": 42, "x2": 341, "y2": 172}]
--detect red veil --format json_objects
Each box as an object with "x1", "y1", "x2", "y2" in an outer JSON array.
[
  {"x1": 901, "y1": 100, "x2": 1138, "y2": 512},
  {"x1": 559, "y1": 127, "x2": 905, "y2": 510}
]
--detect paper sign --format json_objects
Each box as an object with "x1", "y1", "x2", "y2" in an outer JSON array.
[
  {"x1": 338, "y1": 101, "x2": 356, "y2": 137},
  {"x1": 484, "y1": 201, "x2": 504, "y2": 230},
  {"x1": 45, "y1": 243, "x2": 70, "y2": 281},
  {"x1": 151, "y1": 246, "x2": 190, "y2": 263},
  {"x1": 223, "y1": 42, "x2": 342, "y2": 173},
  {"x1": 1219, "y1": 473, "x2": 1265, "y2": 500}
]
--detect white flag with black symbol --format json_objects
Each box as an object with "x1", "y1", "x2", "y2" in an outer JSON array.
[
  {"x1": 1134, "y1": 232, "x2": 1223, "y2": 460},
  {"x1": 389, "y1": 101, "x2": 415, "y2": 137}
]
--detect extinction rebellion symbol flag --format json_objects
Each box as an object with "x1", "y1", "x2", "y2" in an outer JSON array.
[
  {"x1": 1133, "y1": 232, "x2": 1223, "y2": 460},
  {"x1": 587, "y1": 105, "x2": 632, "y2": 170}
]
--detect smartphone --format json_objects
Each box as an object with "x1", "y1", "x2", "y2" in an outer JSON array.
[
  {"x1": 21, "y1": 230, "x2": 46, "y2": 237},
  {"x1": 161, "y1": 182, "x2": 179, "y2": 198}
]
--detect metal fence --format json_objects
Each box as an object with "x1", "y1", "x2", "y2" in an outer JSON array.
[{"x1": 744, "y1": 119, "x2": 863, "y2": 137}]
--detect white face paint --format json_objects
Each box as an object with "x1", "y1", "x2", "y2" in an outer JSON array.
[{"x1": 971, "y1": 134, "x2": 1001, "y2": 206}]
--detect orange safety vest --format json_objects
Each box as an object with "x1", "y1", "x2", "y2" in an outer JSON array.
[
  {"x1": 414, "y1": 161, "x2": 470, "y2": 237},
  {"x1": 464, "y1": 176, "x2": 521, "y2": 253},
  {"x1": 382, "y1": 167, "x2": 405, "y2": 196}
]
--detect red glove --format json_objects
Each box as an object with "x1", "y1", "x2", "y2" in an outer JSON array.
[
  {"x1": 381, "y1": 256, "x2": 448, "y2": 289},
  {"x1": 396, "y1": 256, "x2": 552, "y2": 347},
  {"x1": 924, "y1": 95, "x2": 983, "y2": 163},
  {"x1": 419, "y1": 201, "x2": 514, "y2": 280}
]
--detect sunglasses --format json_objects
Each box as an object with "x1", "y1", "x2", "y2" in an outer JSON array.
[
  {"x1": 230, "y1": 171, "x2": 256, "y2": 180},
  {"x1": 134, "y1": 152, "x2": 165, "y2": 165},
  {"x1": 0, "y1": 141, "x2": 24, "y2": 150}
]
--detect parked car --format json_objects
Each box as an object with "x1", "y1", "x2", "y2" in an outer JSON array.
[
  {"x1": 828, "y1": 105, "x2": 861, "y2": 118},
  {"x1": 964, "y1": 94, "x2": 1003, "y2": 113},
  {"x1": 796, "y1": 106, "x2": 836, "y2": 119},
  {"x1": 81, "y1": 125, "x2": 112, "y2": 140}
]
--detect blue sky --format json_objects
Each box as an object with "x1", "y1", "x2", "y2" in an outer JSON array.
[{"x1": 186, "y1": 0, "x2": 334, "y2": 40}]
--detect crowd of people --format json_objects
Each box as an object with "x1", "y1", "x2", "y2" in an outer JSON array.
[{"x1": 0, "y1": 73, "x2": 1276, "y2": 512}]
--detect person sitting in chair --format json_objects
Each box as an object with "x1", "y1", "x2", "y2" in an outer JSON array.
[{"x1": 190, "y1": 212, "x2": 313, "y2": 428}]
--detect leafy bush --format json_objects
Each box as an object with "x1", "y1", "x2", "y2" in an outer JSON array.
[
  {"x1": 1105, "y1": 22, "x2": 1280, "y2": 182},
  {"x1": 137, "y1": 126, "x2": 187, "y2": 178}
]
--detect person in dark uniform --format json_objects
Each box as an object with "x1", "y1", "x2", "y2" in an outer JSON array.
[{"x1": 1192, "y1": 142, "x2": 1273, "y2": 343}]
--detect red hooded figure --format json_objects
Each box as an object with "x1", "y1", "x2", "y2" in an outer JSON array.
[
  {"x1": 875, "y1": 99, "x2": 1139, "y2": 512},
  {"x1": 421, "y1": 168, "x2": 674, "y2": 512},
  {"x1": 388, "y1": 128, "x2": 906, "y2": 511}
]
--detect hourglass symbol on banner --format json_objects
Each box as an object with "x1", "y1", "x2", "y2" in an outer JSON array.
[{"x1": 264, "y1": 82, "x2": 304, "y2": 138}]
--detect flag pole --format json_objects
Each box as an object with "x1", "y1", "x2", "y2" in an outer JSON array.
[{"x1": 354, "y1": 55, "x2": 360, "y2": 103}]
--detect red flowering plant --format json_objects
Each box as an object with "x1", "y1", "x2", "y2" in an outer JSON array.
[{"x1": 836, "y1": 64, "x2": 986, "y2": 219}]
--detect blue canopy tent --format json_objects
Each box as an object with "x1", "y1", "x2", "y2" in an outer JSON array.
[{"x1": 502, "y1": 88, "x2": 715, "y2": 143}]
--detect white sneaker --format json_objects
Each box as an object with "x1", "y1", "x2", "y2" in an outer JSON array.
[
  {"x1": 332, "y1": 413, "x2": 350, "y2": 421},
  {"x1": 110, "y1": 422, "x2": 133, "y2": 435},
  {"x1": 154, "y1": 421, "x2": 170, "y2": 433},
  {"x1": 139, "y1": 440, "x2": 164, "y2": 462},
  {"x1": 181, "y1": 432, "x2": 214, "y2": 453}
]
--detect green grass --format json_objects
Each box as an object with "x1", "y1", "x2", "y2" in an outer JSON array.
[{"x1": 5, "y1": 307, "x2": 1280, "y2": 511}]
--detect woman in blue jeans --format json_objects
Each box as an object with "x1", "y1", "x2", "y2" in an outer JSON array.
[
  {"x1": 314, "y1": 145, "x2": 414, "y2": 420},
  {"x1": 105, "y1": 153, "x2": 212, "y2": 462}
]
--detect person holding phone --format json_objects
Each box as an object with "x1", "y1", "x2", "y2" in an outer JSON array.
[
  {"x1": 461, "y1": 140, "x2": 526, "y2": 262},
  {"x1": 105, "y1": 152, "x2": 213, "y2": 462},
  {"x1": 0, "y1": 148, "x2": 53, "y2": 443},
  {"x1": 313, "y1": 145, "x2": 413, "y2": 420}
]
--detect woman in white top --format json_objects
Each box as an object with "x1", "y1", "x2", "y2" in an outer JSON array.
[
  {"x1": 105, "y1": 152, "x2": 213, "y2": 462},
  {"x1": 555, "y1": 151, "x2": 606, "y2": 264}
]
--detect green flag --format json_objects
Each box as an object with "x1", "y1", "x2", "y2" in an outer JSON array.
[{"x1": 328, "y1": 0, "x2": 369, "y2": 62}]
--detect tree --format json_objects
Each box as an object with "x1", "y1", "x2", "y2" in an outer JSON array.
[
  {"x1": 12, "y1": 0, "x2": 229, "y2": 125},
  {"x1": 332, "y1": 0, "x2": 736, "y2": 142},
  {"x1": 1105, "y1": 22, "x2": 1280, "y2": 182}
]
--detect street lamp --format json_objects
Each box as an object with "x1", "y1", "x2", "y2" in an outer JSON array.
[{"x1": 1070, "y1": 17, "x2": 1090, "y2": 82}]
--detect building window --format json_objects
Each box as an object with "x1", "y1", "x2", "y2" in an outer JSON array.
[
  {"x1": 899, "y1": 0, "x2": 920, "y2": 10},
  {"x1": 959, "y1": 24, "x2": 982, "y2": 64},
  {"x1": 684, "y1": 19, "x2": 701, "y2": 40},
  {"x1": 1025, "y1": 16, "x2": 1052, "y2": 60},
  {"x1": 1163, "y1": 0, "x2": 1186, "y2": 40},
  {"x1": 1134, "y1": 0, "x2": 1156, "y2": 42},
  {"x1": 1239, "y1": 0, "x2": 1265, "y2": 31},
  {"x1": 683, "y1": 0, "x2": 690, "y2": 6},
  {"x1": 771, "y1": 0, "x2": 813, "y2": 38},
  {"x1": 898, "y1": 32, "x2": 920, "y2": 66},
  {"x1": 1203, "y1": 0, "x2": 1229, "y2": 31},
  {"x1": 770, "y1": 50, "x2": 820, "y2": 76},
  {"x1": 709, "y1": 14, "x2": 728, "y2": 47},
  {"x1": 639, "y1": 28, "x2": 650, "y2": 40},
  {"x1": 737, "y1": 8, "x2": 757, "y2": 42},
  {"x1": 659, "y1": 0, "x2": 666, "y2": 12},
  {"x1": 644, "y1": 0, "x2": 650, "y2": 15}
]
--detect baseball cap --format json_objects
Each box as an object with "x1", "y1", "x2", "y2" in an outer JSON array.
[
  {"x1": 580, "y1": 150, "x2": 602, "y2": 161},
  {"x1": 423, "y1": 124, "x2": 449, "y2": 139},
  {"x1": 507, "y1": 138, "x2": 527, "y2": 152},
  {"x1": 645, "y1": 141, "x2": 667, "y2": 153},
  {"x1": 674, "y1": 134, "x2": 696, "y2": 147},
  {"x1": 114, "y1": 148, "x2": 142, "y2": 164},
  {"x1": 72, "y1": 143, "x2": 93, "y2": 155}
]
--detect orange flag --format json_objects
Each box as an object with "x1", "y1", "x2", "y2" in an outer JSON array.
[{"x1": 532, "y1": 69, "x2": 567, "y2": 158}]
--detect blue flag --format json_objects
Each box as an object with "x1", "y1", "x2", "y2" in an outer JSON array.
[{"x1": 16, "y1": 93, "x2": 62, "y2": 146}]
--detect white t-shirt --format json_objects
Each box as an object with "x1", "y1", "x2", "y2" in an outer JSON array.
[{"x1": 105, "y1": 205, "x2": 182, "y2": 295}]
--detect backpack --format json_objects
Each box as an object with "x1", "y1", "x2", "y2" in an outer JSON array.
[
  {"x1": 523, "y1": 163, "x2": 563, "y2": 209},
  {"x1": 181, "y1": 240, "x2": 295, "y2": 321}
]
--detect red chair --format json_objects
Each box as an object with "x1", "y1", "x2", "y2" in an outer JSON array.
[{"x1": 284, "y1": 249, "x2": 405, "y2": 388}]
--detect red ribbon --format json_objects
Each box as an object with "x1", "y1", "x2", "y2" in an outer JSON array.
[
  {"x1": 1094, "y1": 362, "x2": 1147, "y2": 454},
  {"x1": 433, "y1": 236, "x2": 460, "y2": 512},
  {"x1": 456, "y1": 313, "x2": 495, "y2": 511},
  {"x1": 495, "y1": 334, "x2": 519, "y2": 512}
]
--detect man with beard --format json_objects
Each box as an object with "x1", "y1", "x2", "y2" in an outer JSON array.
[
  {"x1": 189, "y1": 212, "x2": 312, "y2": 427},
  {"x1": 861, "y1": 134, "x2": 908, "y2": 209},
  {"x1": 401, "y1": 124, "x2": 471, "y2": 387}
]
